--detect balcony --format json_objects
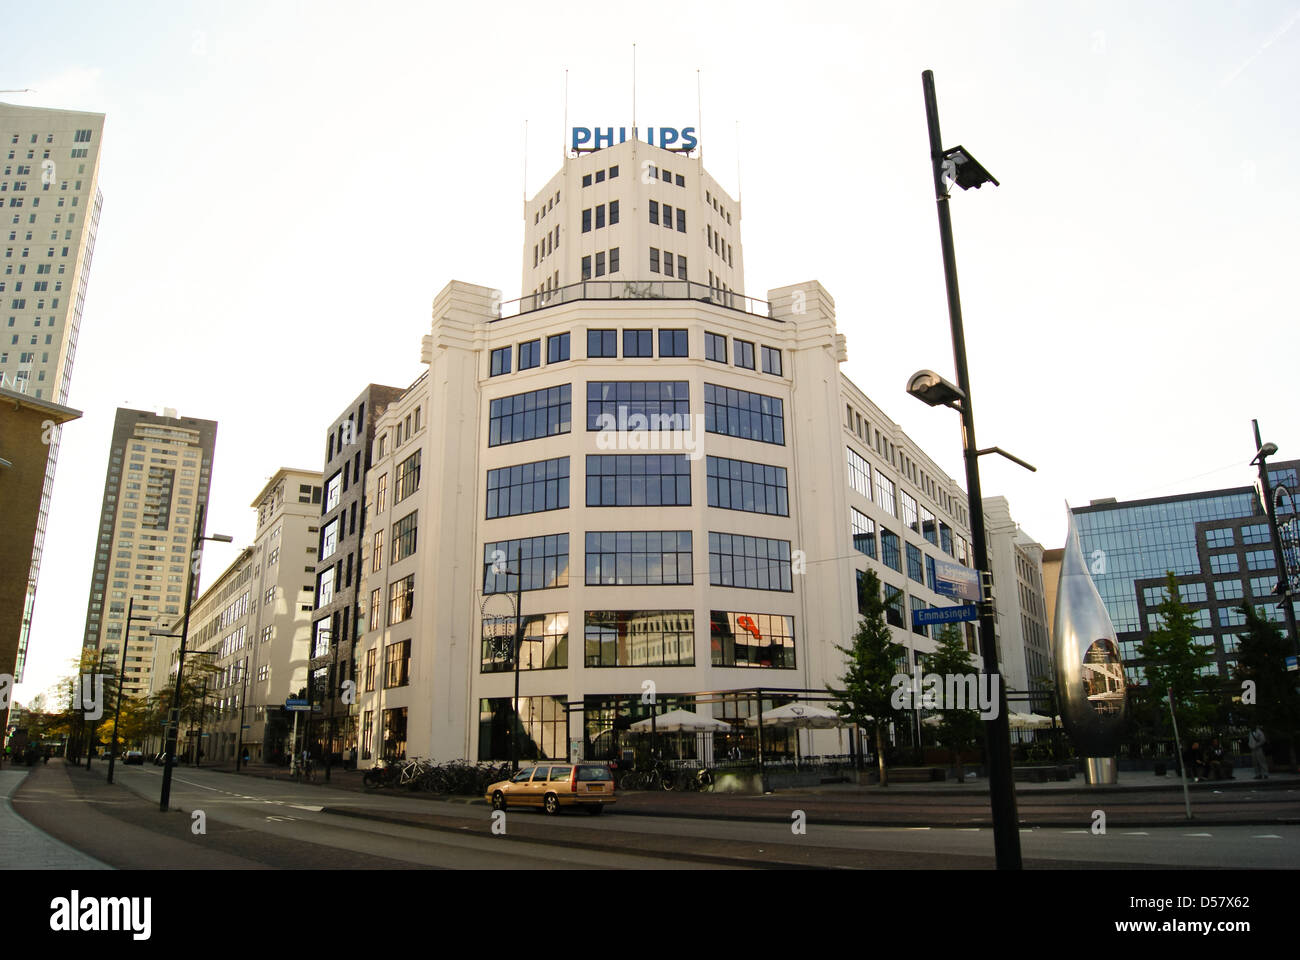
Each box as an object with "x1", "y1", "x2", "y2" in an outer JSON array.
[{"x1": 496, "y1": 279, "x2": 773, "y2": 323}]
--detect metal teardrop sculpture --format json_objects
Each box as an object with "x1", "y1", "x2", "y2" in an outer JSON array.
[{"x1": 1053, "y1": 507, "x2": 1127, "y2": 780}]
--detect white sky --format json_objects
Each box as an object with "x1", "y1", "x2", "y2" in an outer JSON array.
[{"x1": 8, "y1": 0, "x2": 1299, "y2": 704}]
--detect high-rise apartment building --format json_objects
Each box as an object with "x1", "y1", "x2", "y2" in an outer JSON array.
[
  {"x1": 351, "y1": 137, "x2": 983, "y2": 765},
  {"x1": 2, "y1": 101, "x2": 105, "y2": 681},
  {"x1": 984, "y1": 496, "x2": 1053, "y2": 701},
  {"x1": 81, "y1": 408, "x2": 217, "y2": 699},
  {"x1": 1073, "y1": 461, "x2": 1300, "y2": 688},
  {"x1": 309, "y1": 385, "x2": 403, "y2": 761},
  {"x1": 151, "y1": 468, "x2": 322, "y2": 763}
]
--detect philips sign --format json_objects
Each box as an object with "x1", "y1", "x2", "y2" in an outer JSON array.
[{"x1": 572, "y1": 126, "x2": 698, "y2": 152}]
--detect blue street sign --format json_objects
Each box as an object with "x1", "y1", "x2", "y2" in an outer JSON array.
[
  {"x1": 1287, "y1": 656, "x2": 1298, "y2": 672},
  {"x1": 934, "y1": 560, "x2": 980, "y2": 602},
  {"x1": 912, "y1": 604, "x2": 979, "y2": 627},
  {"x1": 284, "y1": 699, "x2": 308, "y2": 707}
]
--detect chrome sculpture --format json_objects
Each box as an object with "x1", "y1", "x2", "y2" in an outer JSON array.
[{"x1": 1053, "y1": 507, "x2": 1127, "y2": 784}]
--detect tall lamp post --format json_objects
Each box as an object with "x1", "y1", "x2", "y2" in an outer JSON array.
[
  {"x1": 912, "y1": 68, "x2": 1025, "y2": 870},
  {"x1": 158, "y1": 502, "x2": 233, "y2": 812},
  {"x1": 85, "y1": 649, "x2": 106, "y2": 771},
  {"x1": 1250, "y1": 421, "x2": 1300, "y2": 659},
  {"x1": 107, "y1": 599, "x2": 153, "y2": 784},
  {"x1": 235, "y1": 655, "x2": 250, "y2": 771}
]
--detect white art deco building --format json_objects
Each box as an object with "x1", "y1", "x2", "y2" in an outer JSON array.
[{"x1": 348, "y1": 135, "x2": 982, "y2": 765}]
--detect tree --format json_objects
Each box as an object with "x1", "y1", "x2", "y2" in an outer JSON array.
[
  {"x1": 1233, "y1": 603, "x2": 1300, "y2": 769},
  {"x1": 925, "y1": 624, "x2": 984, "y2": 781},
  {"x1": 829, "y1": 568, "x2": 906, "y2": 786},
  {"x1": 1136, "y1": 572, "x2": 1215, "y2": 735}
]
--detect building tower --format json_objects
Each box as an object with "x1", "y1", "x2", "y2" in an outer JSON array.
[
  {"x1": 81, "y1": 408, "x2": 217, "y2": 699},
  {"x1": 2, "y1": 102, "x2": 105, "y2": 680},
  {"x1": 350, "y1": 131, "x2": 985, "y2": 765}
]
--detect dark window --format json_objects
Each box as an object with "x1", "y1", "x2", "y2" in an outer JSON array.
[
  {"x1": 608, "y1": 165, "x2": 619, "y2": 179},
  {"x1": 705, "y1": 332, "x2": 727, "y2": 363},
  {"x1": 488, "y1": 384, "x2": 572, "y2": 447},
  {"x1": 708, "y1": 532, "x2": 793, "y2": 592},
  {"x1": 649, "y1": 247, "x2": 660, "y2": 273},
  {"x1": 582, "y1": 173, "x2": 592, "y2": 187},
  {"x1": 761, "y1": 346, "x2": 782, "y2": 376},
  {"x1": 675, "y1": 174, "x2": 684, "y2": 187},
  {"x1": 587, "y1": 329, "x2": 617, "y2": 358},
  {"x1": 547, "y1": 333, "x2": 570, "y2": 364},
  {"x1": 482, "y1": 534, "x2": 570, "y2": 593},
  {"x1": 585, "y1": 530, "x2": 693, "y2": 586},
  {"x1": 677, "y1": 255, "x2": 687, "y2": 280},
  {"x1": 595, "y1": 251, "x2": 606, "y2": 277},
  {"x1": 490, "y1": 346, "x2": 511, "y2": 377},
  {"x1": 881, "y1": 529, "x2": 901, "y2": 572},
  {"x1": 609, "y1": 247, "x2": 620, "y2": 273},
  {"x1": 703, "y1": 383, "x2": 785, "y2": 445},
  {"x1": 649, "y1": 200, "x2": 659, "y2": 225},
  {"x1": 394, "y1": 451, "x2": 421, "y2": 503},
  {"x1": 586, "y1": 454, "x2": 691, "y2": 507},
  {"x1": 624, "y1": 329, "x2": 653, "y2": 357},
  {"x1": 391, "y1": 512, "x2": 418, "y2": 563},
  {"x1": 586, "y1": 381, "x2": 690, "y2": 431},
  {"x1": 486, "y1": 457, "x2": 570, "y2": 518},
  {"x1": 584, "y1": 610, "x2": 694, "y2": 667},
  {"x1": 595, "y1": 169, "x2": 605, "y2": 183},
  {"x1": 851, "y1": 508, "x2": 876, "y2": 557},
  {"x1": 907, "y1": 542, "x2": 924, "y2": 584},
  {"x1": 596, "y1": 205, "x2": 605, "y2": 229},
  {"x1": 581, "y1": 255, "x2": 592, "y2": 280},
  {"x1": 706, "y1": 455, "x2": 788, "y2": 516},
  {"x1": 734, "y1": 340, "x2": 755, "y2": 370},
  {"x1": 582, "y1": 208, "x2": 592, "y2": 232},
  {"x1": 384, "y1": 639, "x2": 411, "y2": 687},
  {"x1": 883, "y1": 584, "x2": 905, "y2": 628},
  {"x1": 658, "y1": 329, "x2": 688, "y2": 357},
  {"x1": 518, "y1": 339, "x2": 541, "y2": 370},
  {"x1": 676, "y1": 208, "x2": 686, "y2": 232},
  {"x1": 609, "y1": 200, "x2": 619, "y2": 225}
]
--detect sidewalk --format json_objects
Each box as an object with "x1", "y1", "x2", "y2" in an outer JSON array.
[{"x1": 0, "y1": 766, "x2": 110, "y2": 870}]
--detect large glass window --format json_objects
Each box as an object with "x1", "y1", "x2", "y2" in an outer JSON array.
[
  {"x1": 761, "y1": 346, "x2": 782, "y2": 376},
  {"x1": 705, "y1": 331, "x2": 727, "y2": 364},
  {"x1": 707, "y1": 455, "x2": 788, "y2": 515},
  {"x1": 488, "y1": 384, "x2": 572, "y2": 447},
  {"x1": 710, "y1": 611, "x2": 795, "y2": 668},
  {"x1": 1209, "y1": 553, "x2": 1239, "y2": 574},
  {"x1": 703, "y1": 384, "x2": 784, "y2": 445},
  {"x1": 623, "y1": 329, "x2": 653, "y2": 357},
  {"x1": 478, "y1": 696, "x2": 566, "y2": 761},
  {"x1": 659, "y1": 329, "x2": 688, "y2": 357},
  {"x1": 919, "y1": 506, "x2": 937, "y2": 545},
  {"x1": 391, "y1": 511, "x2": 418, "y2": 563},
  {"x1": 394, "y1": 450, "x2": 421, "y2": 503},
  {"x1": 383, "y1": 639, "x2": 411, "y2": 688},
  {"x1": 883, "y1": 583, "x2": 905, "y2": 628},
  {"x1": 587, "y1": 381, "x2": 690, "y2": 431},
  {"x1": 587, "y1": 329, "x2": 617, "y2": 358},
  {"x1": 907, "y1": 542, "x2": 924, "y2": 584},
  {"x1": 387, "y1": 575, "x2": 414, "y2": 625},
  {"x1": 486, "y1": 457, "x2": 570, "y2": 518},
  {"x1": 881, "y1": 529, "x2": 901, "y2": 572},
  {"x1": 483, "y1": 534, "x2": 570, "y2": 593},
  {"x1": 847, "y1": 448, "x2": 870, "y2": 498},
  {"x1": 875, "y1": 472, "x2": 896, "y2": 517},
  {"x1": 480, "y1": 612, "x2": 569, "y2": 673},
  {"x1": 382, "y1": 707, "x2": 407, "y2": 761},
  {"x1": 1241, "y1": 524, "x2": 1271, "y2": 545},
  {"x1": 321, "y1": 519, "x2": 339, "y2": 559},
  {"x1": 851, "y1": 508, "x2": 876, "y2": 557},
  {"x1": 490, "y1": 346, "x2": 511, "y2": 377},
  {"x1": 1215, "y1": 579, "x2": 1244, "y2": 600},
  {"x1": 585, "y1": 531, "x2": 693, "y2": 585},
  {"x1": 939, "y1": 521, "x2": 953, "y2": 556},
  {"x1": 317, "y1": 569, "x2": 334, "y2": 607},
  {"x1": 1247, "y1": 549, "x2": 1276, "y2": 571},
  {"x1": 584, "y1": 610, "x2": 695, "y2": 667},
  {"x1": 547, "y1": 332, "x2": 570, "y2": 363},
  {"x1": 1204, "y1": 528, "x2": 1235, "y2": 549},
  {"x1": 708, "y1": 532, "x2": 793, "y2": 591},
  {"x1": 900, "y1": 491, "x2": 919, "y2": 534},
  {"x1": 586, "y1": 454, "x2": 690, "y2": 506},
  {"x1": 734, "y1": 340, "x2": 755, "y2": 370},
  {"x1": 518, "y1": 339, "x2": 541, "y2": 370},
  {"x1": 325, "y1": 472, "x2": 341, "y2": 511}
]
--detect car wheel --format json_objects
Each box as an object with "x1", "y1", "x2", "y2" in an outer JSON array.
[
  {"x1": 492, "y1": 791, "x2": 507, "y2": 811},
  {"x1": 586, "y1": 805, "x2": 604, "y2": 816},
  {"x1": 543, "y1": 793, "x2": 560, "y2": 815}
]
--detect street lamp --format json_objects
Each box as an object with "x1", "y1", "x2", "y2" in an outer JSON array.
[
  {"x1": 1249, "y1": 422, "x2": 1300, "y2": 660},
  {"x1": 157, "y1": 502, "x2": 232, "y2": 812},
  {"x1": 914, "y1": 68, "x2": 1024, "y2": 870},
  {"x1": 106, "y1": 599, "x2": 153, "y2": 785}
]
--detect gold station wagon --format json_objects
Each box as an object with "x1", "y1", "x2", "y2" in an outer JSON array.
[{"x1": 485, "y1": 762, "x2": 616, "y2": 815}]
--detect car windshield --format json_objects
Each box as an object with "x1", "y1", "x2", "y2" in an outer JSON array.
[{"x1": 577, "y1": 765, "x2": 611, "y2": 781}]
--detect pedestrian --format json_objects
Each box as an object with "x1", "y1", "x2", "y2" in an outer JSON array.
[
  {"x1": 1185, "y1": 741, "x2": 1203, "y2": 782},
  {"x1": 1208, "y1": 737, "x2": 1228, "y2": 780},
  {"x1": 1248, "y1": 726, "x2": 1268, "y2": 779}
]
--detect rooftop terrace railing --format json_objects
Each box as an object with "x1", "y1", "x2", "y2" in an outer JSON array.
[{"x1": 496, "y1": 279, "x2": 774, "y2": 322}]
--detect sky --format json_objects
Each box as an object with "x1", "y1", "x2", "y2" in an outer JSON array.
[{"x1": 6, "y1": 0, "x2": 1299, "y2": 705}]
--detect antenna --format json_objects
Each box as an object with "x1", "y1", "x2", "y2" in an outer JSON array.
[
  {"x1": 563, "y1": 69, "x2": 569, "y2": 161},
  {"x1": 735, "y1": 120, "x2": 743, "y2": 202},
  {"x1": 522, "y1": 119, "x2": 528, "y2": 215},
  {"x1": 696, "y1": 69, "x2": 703, "y2": 161},
  {"x1": 632, "y1": 43, "x2": 637, "y2": 139}
]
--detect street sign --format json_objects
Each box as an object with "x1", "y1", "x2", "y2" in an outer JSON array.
[
  {"x1": 285, "y1": 698, "x2": 308, "y2": 707},
  {"x1": 934, "y1": 560, "x2": 980, "y2": 602},
  {"x1": 284, "y1": 704, "x2": 312, "y2": 712},
  {"x1": 912, "y1": 604, "x2": 979, "y2": 627},
  {"x1": 1286, "y1": 656, "x2": 1298, "y2": 672},
  {"x1": 241, "y1": 724, "x2": 251, "y2": 729}
]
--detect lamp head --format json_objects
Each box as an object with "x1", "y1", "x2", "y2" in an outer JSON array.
[{"x1": 907, "y1": 370, "x2": 966, "y2": 409}]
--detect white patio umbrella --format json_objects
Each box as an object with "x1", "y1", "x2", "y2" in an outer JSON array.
[
  {"x1": 744, "y1": 703, "x2": 845, "y2": 766},
  {"x1": 629, "y1": 708, "x2": 735, "y2": 763}
]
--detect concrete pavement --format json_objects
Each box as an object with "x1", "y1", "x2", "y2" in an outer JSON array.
[{"x1": 0, "y1": 765, "x2": 110, "y2": 870}]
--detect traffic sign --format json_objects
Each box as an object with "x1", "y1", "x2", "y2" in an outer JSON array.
[
  {"x1": 284, "y1": 704, "x2": 311, "y2": 712},
  {"x1": 912, "y1": 604, "x2": 979, "y2": 627},
  {"x1": 1287, "y1": 656, "x2": 1298, "y2": 672},
  {"x1": 285, "y1": 698, "x2": 308, "y2": 707},
  {"x1": 934, "y1": 560, "x2": 980, "y2": 602}
]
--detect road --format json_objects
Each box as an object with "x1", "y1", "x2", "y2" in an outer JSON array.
[{"x1": 11, "y1": 761, "x2": 1299, "y2": 869}]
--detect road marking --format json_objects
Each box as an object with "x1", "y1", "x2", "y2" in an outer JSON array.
[
  {"x1": 903, "y1": 827, "x2": 931, "y2": 831},
  {"x1": 1253, "y1": 834, "x2": 1282, "y2": 839},
  {"x1": 1123, "y1": 832, "x2": 1149, "y2": 836},
  {"x1": 1064, "y1": 829, "x2": 1089, "y2": 834},
  {"x1": 289, "y1": 804, "x2": 323, "y2": 812},
  {"x1": 1185, "y1": 832, "x2": 1213, "y2": 837},
  {"x1": 958, "y1": 828, "x2": 980, "y2": 832}
]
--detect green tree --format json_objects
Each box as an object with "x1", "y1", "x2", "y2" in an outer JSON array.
[
  {"x1": 829, "y1": 569, "x2": 906, "y2": 786},
  {"x1": 925, "y1": 624, "x2": 984, "y2": 781},
  {"x1": 1234, "y1": 603, "x2": 1300, "y2": 769},
  {"x1": 1136, "y1": 572, "x2": 1214, "y2": 734}
]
